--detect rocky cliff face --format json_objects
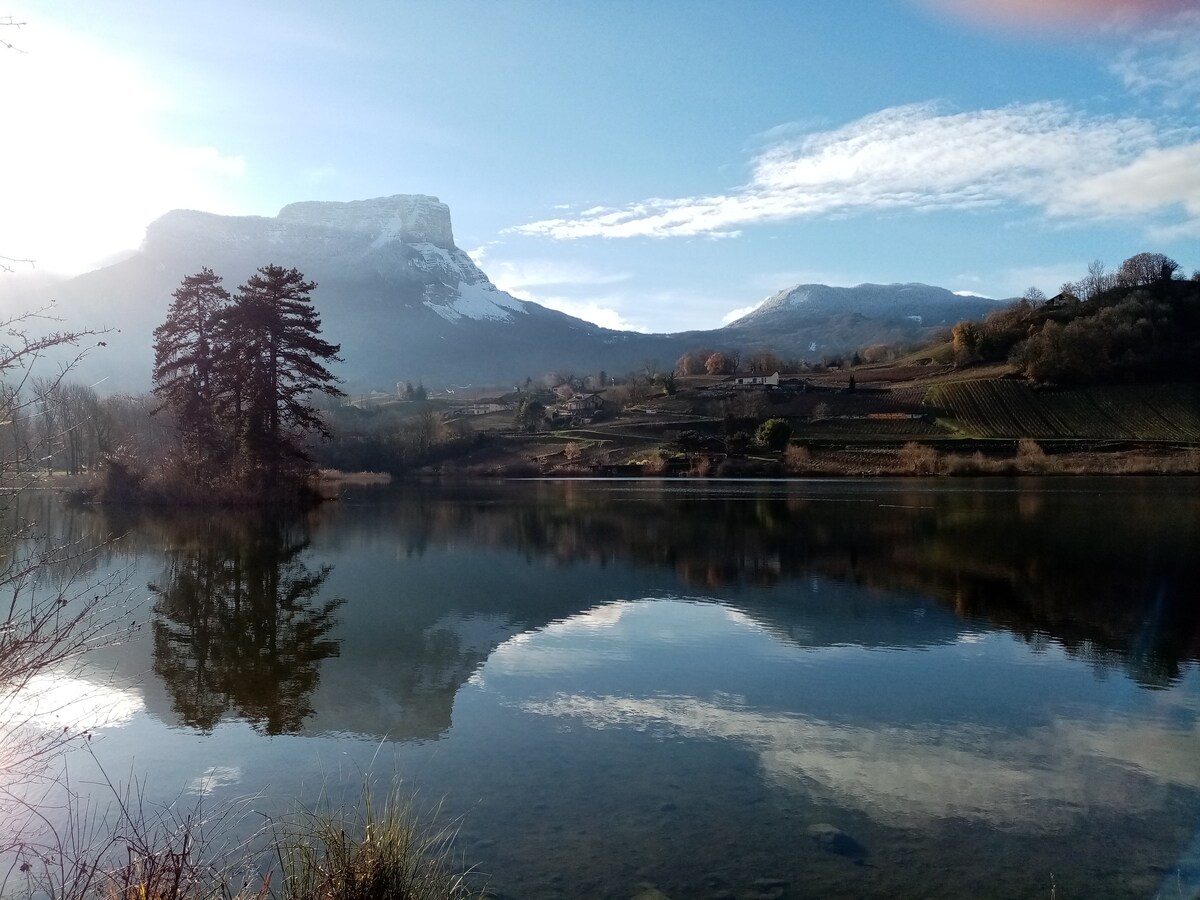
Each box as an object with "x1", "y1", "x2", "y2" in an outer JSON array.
[
  {"x1": 277, "y1": 195, "x2": 457, "y2": 248},
  {"x1": 144, "y1": 196, "x2": 479, "y2": 283},
  {"x1": 145, "y1": 195, "x2": 455, "y2": 251},
  {"x1": 136, "y1": 195, "x2": 533, "y2": 328}
]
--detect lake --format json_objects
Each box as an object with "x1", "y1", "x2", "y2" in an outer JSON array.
[{"x1": 6, "y1": 478, "x2": 1200, "y2": 899}]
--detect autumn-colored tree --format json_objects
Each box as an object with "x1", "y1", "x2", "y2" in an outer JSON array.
[
  {"x1": 674, "y1": 349, "x2": 713, "y2": 376},
  {"x1": 951, "y1": 320, "x2": 981, "y2": 365},
  {"x1": 704, "y1": 351, "x2": 733, "y2": 375}
]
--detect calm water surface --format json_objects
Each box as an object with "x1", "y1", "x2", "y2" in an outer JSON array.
[{"x1": 9, "y1": 478, "x2": 1200, "y2": 899}]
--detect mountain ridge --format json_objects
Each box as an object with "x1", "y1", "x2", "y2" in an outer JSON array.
[{"x1": 0, "y1": 195, "x2": 1000, "y2": 390}]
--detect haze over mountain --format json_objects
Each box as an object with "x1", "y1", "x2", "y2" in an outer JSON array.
[{"x1": 0, "y1": 196, "x2": 1000, "y2": 391}]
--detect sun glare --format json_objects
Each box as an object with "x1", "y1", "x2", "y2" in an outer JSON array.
[{"x1": 1, "y1": 23, "x2": 245, "y2": 275}]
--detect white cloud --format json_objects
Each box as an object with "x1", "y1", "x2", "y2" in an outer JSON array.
[
  {"x1": 463, "y1": 247, "x2": 642, "y2": 330},
  {"x1": 1061, "y1": 142, "x2": 1200, "y2": 218},
  {"x1": 522, "y1": 692, "x2": 1200, "y2": 828},
  {"x1": 525, "y1": 295, "x2": 647, "y2": 332},
  {"x1": 0, "y1": 24, "x2": 247, "y2": 274},
  {"x1": 511, "y1": 101, "x2": 1199, "y2": 241},
  {"x1": 721, "y1": 304, "x2": 760, "y2": 325},
  {"x1": 1109, "y1": 11, "x2": 1200, "y2": 106},
  {"x1": 487, "y1": 258, "x2": 631, "y2": 290}
]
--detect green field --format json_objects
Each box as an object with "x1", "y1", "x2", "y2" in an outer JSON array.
[{"x1": 926, "y1": 381, "x2": 1200, "y2": 440}]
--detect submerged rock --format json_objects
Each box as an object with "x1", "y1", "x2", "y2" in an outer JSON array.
[{"x1": 806, "y1": 823, "x2": 868, "y2": 862}]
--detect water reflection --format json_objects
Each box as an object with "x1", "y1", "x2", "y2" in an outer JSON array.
[
  {"x1": 148, "y1": 517, "x2": 343, "y2": 734},
  {"x1": 46, "y1": 480, "x2": 1200, "y2": 899},
  {"x1": 71, "y1": 478, "x2": 1200, "y2": 741},
  {"x1": 504, "y1": 601, "x2": 1200, "y2": 830},
  {"x1": 324, "y1": 479, "x2": 1200, "y2": 687}
]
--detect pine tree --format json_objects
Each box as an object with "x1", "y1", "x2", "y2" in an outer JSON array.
[
  {"x1": 152, "y1": 268, "x2": 230, "y2": 460},
  {"x1": 224, "y1": 265, "x2": 343, "y2": 478}
]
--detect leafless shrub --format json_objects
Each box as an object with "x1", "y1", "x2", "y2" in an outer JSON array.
[
  {"x1": 1015, "y1": 438, "x2": 1050, "y2": 473},
  {"x1": 641, "y1": 451, "x2": 670, "y2": 475},
  {"x1": 783, "y1": 445, "x2": 813, "y2": 474},
  {"x1": 897, "y1": 442, "x2": 941, "y2": 475}
]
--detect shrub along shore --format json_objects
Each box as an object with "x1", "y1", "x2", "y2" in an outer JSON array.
[{"x1": 5, "y1": 781, "x2": 479, "y2": 900}]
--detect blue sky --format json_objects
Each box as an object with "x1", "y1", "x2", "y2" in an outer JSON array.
[{"x1": 3, "y1": 0, "x2": 1198, "y2": 332}]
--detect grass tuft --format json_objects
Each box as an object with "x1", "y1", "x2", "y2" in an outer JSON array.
[
  {"x1": 271, "y1": 787, "x2": 473, "y2": 900},
  {"x1": 5, "y1": 774, "x2": 477, "y2": 900}
]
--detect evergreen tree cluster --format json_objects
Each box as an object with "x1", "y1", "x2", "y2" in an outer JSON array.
[{"x1": 152, "y1": 265, "x2": 343, "y2": 496}]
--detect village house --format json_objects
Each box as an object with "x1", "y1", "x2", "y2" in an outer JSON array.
[
  {"x1": 554, "y1": 392, "x2": 605, "y2": 425},
  {"x1": 562, "y1": 393, "x2": 604, "y2": 414},
  {"x1": 730, "y1": 372, "x2": 780, "y2": 387}
]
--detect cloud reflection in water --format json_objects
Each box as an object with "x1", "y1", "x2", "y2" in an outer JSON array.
[{"x1": 482, "y1": 598, "x2": 1200, "y2": 829}]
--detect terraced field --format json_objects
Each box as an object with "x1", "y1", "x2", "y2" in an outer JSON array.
[
  {"x1": 927, "y1": 380, "x2": 1200, "y2": 440},
  {"x1": 802, "y1": 418, "x2": 948, "y2": 438}
]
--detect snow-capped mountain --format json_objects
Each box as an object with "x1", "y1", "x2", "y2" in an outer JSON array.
[
  {"x1": 1, "y1": 195, "x2": 665, "y2": 390},
  {"x1": 0, "y1": 196, "x2": 1000, "y2": 390},
  {"x1": 140, "y1": 195, "x2": 533, "y2": 326},
  {"x1": 721, "y1": 282, "x2": 998, "y2": 352}
]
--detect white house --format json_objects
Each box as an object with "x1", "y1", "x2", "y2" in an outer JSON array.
[{"x1": 731, "y1": 372, "x2": 780, "y2": 387}]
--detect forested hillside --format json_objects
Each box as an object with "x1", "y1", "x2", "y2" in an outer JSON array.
[{"x1": 948, "y1": 253, "x2": 1200, "y2": 384}]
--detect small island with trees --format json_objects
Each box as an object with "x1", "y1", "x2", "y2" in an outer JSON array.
[{"x1": 103, "y1": 264, "x2": 343, "y2": 506}]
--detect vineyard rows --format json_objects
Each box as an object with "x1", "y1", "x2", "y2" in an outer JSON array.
[
  {"x1": 927, "y1": 381, "x2": 1200, "y2": 440},
  {"x1": 807, "y1": 418, "x2": 945, "y2": 437}
]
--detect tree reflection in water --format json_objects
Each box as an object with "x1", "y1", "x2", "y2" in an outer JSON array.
[
  {"x1": 330, "y1": 479, "x2": 1200, "y2": 689},
  {"x1": 150, "y1": 518, "x2": 343, "y2": 734}
]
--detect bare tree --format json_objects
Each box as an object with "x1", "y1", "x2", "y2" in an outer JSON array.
[
  {"x1": 1079, "y1": 259, "x2": 1116, "y2": 300},
  {"x1": 1, "y1": 311, "x2": 129, "y2": 796},
  {"x1": 1117, "y1": 252, "x2": 1180, "y2": 287}
]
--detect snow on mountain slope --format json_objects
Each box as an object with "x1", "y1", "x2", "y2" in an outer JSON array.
[{"x1": 424, "y1": 280, "x2": 529, "y2": 323}]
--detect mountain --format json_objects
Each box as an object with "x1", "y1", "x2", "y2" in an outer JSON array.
[
  {"x1": 720, "y1": 282, "x2": 998, "y2": 354},
  {"x1": 1, "y1": 195, "x2": 672, "y2": 391},
  {"x1": 0, "y1": 196, "x2": 1000, "y2": 390}
]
